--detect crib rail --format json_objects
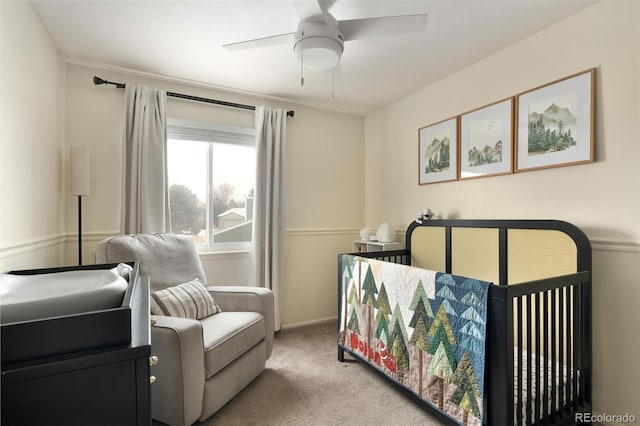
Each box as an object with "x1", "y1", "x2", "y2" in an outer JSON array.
[
  {"x1": 488, "y1": 272, "x2": 591, "y2": 426},
  {"x1": 514, "y1": 272, "x2": 590, "y2": 426},
  {"x1": 343, "y1": 249, "x2": 410, "y2": 265},
  {"x1": 338, "y1": 255, "x2": 591, "y2": 426},
  {"x1": 338, "y1": 220, "x2": 591, "y2": 426}
]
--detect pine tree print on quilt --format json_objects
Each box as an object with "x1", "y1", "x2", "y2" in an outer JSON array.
[{"x1": 339, "y1": 255, "x2": 490, "y2": 426}]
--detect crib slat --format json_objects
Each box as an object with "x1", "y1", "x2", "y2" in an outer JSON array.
[
  {"x1": 566, "y1": 285, "x2": 572, "y2": 415},
  {"x1": 558, "y1": 287, "x2": 564, "y2": 418},
  {"x1": 573, "y1": 283, "x2": 581, "y2": 409},
  {"x1": 550, "y1": 289, "x2": 557, "y2": 420},
  {"x1": 543, "y1": 290, "x2": 549, "y2": 424},
  {"x1": 526, "y1": 294, "x2": 532, "y2": 425},
  {"x1": 517, "y1": 296, "x2": 523, "y2": 426},
  {"x1": 580, "y1": 275, "x2": 592, "y2": 408},
  {"x1": 535, "y1": 292, "x2": 541, "y2": 424}
]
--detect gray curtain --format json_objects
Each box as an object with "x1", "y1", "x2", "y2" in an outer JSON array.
[
  {"x1": 121, "y1": 84, "x2": 170, "y2": 234},
  {"x1": 250, "y1": 106, "x2": 286, "y2": 330}
]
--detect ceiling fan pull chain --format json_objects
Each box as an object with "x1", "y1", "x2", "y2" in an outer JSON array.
[
  {"x1": 330, "y1": 67, "x2": 335, "y2": 101},
  {"x1": 300, "y1": 31, "x2": 305, "y2": 86}
]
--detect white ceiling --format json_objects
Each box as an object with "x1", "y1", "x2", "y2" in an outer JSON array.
[{"x1": 33, "y1": 0, "x2": 598, "y2": 116}]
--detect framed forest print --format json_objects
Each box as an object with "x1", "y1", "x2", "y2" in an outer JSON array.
[
  {"x1": 459, "y1": 98, "x2": 514, "y2": 179},
  {"x1": 418, "y1": 117, "x2": 458, "y2": 185},
  {"x1": 516, "y1": 69, "x2": 595, "y2": 172}
]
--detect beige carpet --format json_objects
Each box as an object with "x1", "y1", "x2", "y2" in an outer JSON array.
[{"x1": 201, "y1": 321, "x2": 443, "y2": 426}]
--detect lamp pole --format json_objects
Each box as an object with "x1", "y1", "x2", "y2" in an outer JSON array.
[
  {"x1": 77, "y1": 195, "x2": 83, "y2": 265},
  {"x1": 70, "y1": 146, "x2": 90, "y2": 266}
]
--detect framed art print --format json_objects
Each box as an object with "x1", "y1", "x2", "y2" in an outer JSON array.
[
  {"x1": 418, "y1": 117, "x2": 458, "y2": 185},
  {"x1": 460, "y1": 98, "x2": 514, "y2": 179},
  {"x1": 516, "y1": 69, "x2": 595, "y2": 171}
]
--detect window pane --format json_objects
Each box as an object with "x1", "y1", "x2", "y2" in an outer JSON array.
[
  {"x1": 211, "y1": 142, "x2": 255, "y2": 244},
  {"x1": 167, "y1": 133, "x2": 255, "y2": 249},
  {"x1": 168, "y1": 139, "x2": 207, "y2": 244}
]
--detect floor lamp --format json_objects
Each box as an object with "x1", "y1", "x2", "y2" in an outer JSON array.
[{"x1": 70, "y1": 147, "x2": 90, "y2": 265}]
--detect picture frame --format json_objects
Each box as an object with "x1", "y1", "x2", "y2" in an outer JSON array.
[
  {"x1": 459, "y1": 98, "x2": 514, "y2": 179},
  {"x1": 418, "y1": 117, "x2": 458, "y2": 185},
  {"x1": 515, "y1": 69, "x2": 595, "y2": 172}
]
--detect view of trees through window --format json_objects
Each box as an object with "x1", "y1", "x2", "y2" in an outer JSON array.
[{"x1": 167, "y1": 134, "x2": 255, "y2": 248}]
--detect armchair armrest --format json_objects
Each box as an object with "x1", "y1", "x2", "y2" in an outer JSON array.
[
  {"x1": 208, "y1": 286, "x2": 275, "y2": 359},
  {"x1": 150, "y1": 315, "x2": 205, "y2": 426}
]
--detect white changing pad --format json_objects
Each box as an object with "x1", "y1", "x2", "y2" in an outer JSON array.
[{"x1": 0, "y1": 267, "x2": 129, "y2": 324}]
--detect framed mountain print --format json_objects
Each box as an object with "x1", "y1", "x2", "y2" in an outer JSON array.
[
  {"x1": 460, "y1": 98, "x2": 514, "y2": 180},
  {"x1": 418, "y1": 117, "x2": 458, "y2": 184},
  {"x1": 515, "y1": 69, "x2": 595, "y2": 172}
]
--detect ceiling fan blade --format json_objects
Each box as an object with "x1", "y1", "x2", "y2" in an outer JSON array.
[
  {"x1": 339, "y1": 14, "x2": 428, "y2": 41},
  {"x1": 318, "y1": 0, "x2": 337, "y2": 14},
  {"x1": 291, "y1": 0, "x2": 326, "y2": 21},
  {"x1": 223, "y1": 32, "x2": 296, "y2": 51}
]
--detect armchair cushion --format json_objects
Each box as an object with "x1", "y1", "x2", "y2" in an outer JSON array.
[
  {"x1": 94, "y1": 233, "x2": 206, "y2": 292},
  {"x1": 201, "y1": 312, "x2": 265, "y2": 378},
  {"x1": 150, "y1": 278, "x2": 221, "y2": 320}
]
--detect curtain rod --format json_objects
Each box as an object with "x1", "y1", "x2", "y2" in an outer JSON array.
[{"x1": 92, "y1": 76, "x2": 294, "y2": 118}]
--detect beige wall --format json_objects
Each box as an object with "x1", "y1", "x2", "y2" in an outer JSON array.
[
  {"x1": 61, "y1": 63, "x2": 364, "y2": 328},
  {"x1": 364, "y1": 0, "x2": 639, "y2": 419},
  {"x1": 0, "y1": 1, "x2": 64, "y2": 271},
  {"x1": 0, "y1": 2, "x2": 365, "y2": 329},
  {"x1": 3, "y1": 0, "x2": 638, "y2": 418}
]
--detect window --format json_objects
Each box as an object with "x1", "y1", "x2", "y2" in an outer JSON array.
[{"x1": 167, "y1": 118, "x2": 255, "y2": 250}]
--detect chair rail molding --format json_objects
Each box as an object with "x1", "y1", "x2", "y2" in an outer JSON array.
[
  {"x1": 3, "y1": 231, "x2": 634, "y2": 261},
  {"x1": 64, "y1": 230, "x2": 120, "y2": 243},
  {"x1": 590, "y1": 237, "x2": 640, "y2": 253},
  {"x1": 0, "y1": 234, "x2": 65, "y2": 260},
  {"x1": 286, "y1": 227, "x2": 360, "y2": 237}
]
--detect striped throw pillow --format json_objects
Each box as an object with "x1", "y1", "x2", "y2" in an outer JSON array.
[{"x1": 150, "y1": 278, "x2": 221, "y2": 319}]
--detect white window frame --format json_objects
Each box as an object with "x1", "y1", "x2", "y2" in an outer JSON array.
[{"x1": 167, "y1": 117, "x2": 255, "y2": 252}]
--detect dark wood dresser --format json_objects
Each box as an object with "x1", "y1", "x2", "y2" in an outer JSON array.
[{"x1": 1, "y1": 263, "x2": 153, "y2": 426}]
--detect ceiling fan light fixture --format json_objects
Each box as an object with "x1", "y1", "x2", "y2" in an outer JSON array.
[
  {"x1": 294, "y1": 36, "x2": 343, "y2": 69},
  {"x1": 224, "y1": 1, "x2": 430, "y2": 77},
  {"x1": 293, "y1": 19, "x2": 344, "y2": 70}
]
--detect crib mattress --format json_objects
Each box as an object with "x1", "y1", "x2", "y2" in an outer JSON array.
[
  {"x1": 0, "y1": 267, "x2": 128, "y2": 324},
  {"x1": 515, "y1": 348, "x2": 578, "y2": 424}
]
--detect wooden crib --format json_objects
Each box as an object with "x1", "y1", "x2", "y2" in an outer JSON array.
[{"x1": 337, "y1": 219, "x2": 591, "y2": 425}]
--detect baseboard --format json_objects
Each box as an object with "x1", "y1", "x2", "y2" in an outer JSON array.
[{"x1": 281, "y1": 316, "x2": 338, "y2": 331}]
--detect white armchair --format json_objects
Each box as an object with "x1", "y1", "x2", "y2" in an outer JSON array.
[{"x1": 95, "y1": 233, "x2": 274, "y2": 426}]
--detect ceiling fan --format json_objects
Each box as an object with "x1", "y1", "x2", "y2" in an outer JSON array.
[{"x1": 223, "y1": 0, "x2": 428, "y2": 72}]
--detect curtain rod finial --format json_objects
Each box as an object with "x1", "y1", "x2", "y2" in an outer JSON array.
[{"x1": 94, "y1": 76, "x2": 125, "y2": 89}]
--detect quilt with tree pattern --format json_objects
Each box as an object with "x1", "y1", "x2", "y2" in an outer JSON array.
[{"x1": 339, "y1": 255, "x2": 491, "y2": 426}]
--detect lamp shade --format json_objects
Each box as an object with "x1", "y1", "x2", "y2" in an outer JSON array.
[{"x1": 70, "y1": 146, "x2": 90, "y2": 196}]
